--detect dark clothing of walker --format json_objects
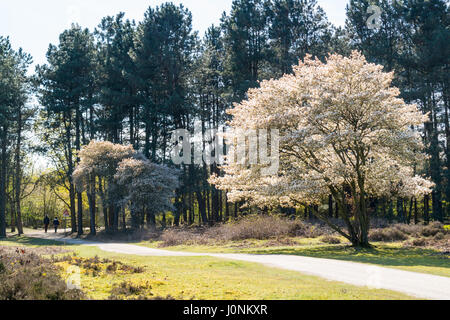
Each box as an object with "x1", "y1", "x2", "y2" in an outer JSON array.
[
  {"x1": 53, "y1": 218, "x2": 60, "y2": 233},
  {"x1": 44, "y1": 216, "x2": 50, "y2": 233}
]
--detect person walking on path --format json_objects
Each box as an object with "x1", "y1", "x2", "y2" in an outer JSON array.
[
  {"x1": 53, "y1": 217, "x2": 60, "y2": 233},
  {"x1": 43, "y1": 215, "x2": 50, "y2": 233}
]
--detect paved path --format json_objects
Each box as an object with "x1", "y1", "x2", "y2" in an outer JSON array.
[{"x1": 24, "y1": 230, "x2": 450, "y2": 300}]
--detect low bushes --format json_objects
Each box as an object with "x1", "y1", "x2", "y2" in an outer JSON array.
[
  {"x1": 56, "y1": 255, "x2": 145, "y2": 277},
  {"x1": 211, "y1": 215, "x2": 321, "y2": 241},
  {"x1": 369, "y1": 228, "x2": 409, "y2": 242},
  {"x1": 158, "y1": 216, "x2": 449, "y2": 247},
  {"x1": 320, "y1": 235, "x2": 341, "y2": 244},
  {"x1": 421, "y1": 222, "x2": 444, "y2": 237},
  {"x1": 369, "y1": 222, "x2": 449, "y2": 243},
  {"x1": 159, "y1": 215, "x2": 330, "y2": 247},
  {"x1": 0, "y1": 247, "x2": 84, "y2": 300},
  {"x1": 160, "y1": 229, "x2": 209, "y2": 247},
  {"x1": 109, "y1": 280, "x2": 175, "y2": 300}
]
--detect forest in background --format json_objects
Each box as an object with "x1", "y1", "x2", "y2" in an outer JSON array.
[{"x1": 0, "y1": 0, "x2": 449, "y2": 238}]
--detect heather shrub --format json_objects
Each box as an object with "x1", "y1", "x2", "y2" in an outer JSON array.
[
  {"x1": 434, "y1": 232, "x2": 445, "y2": 240},
  {"x1": 214, "y1": 215, "x2": 292, "y2": 241},
  {"x1": 368, "y1": 227, "x2": 408, "y2": 242},
  {"x1": 320, "y1": 235, "x2": 341, "y2": 244},
  {"x1": 421, "y1": 222, "x2": 443, "y2": 237},
  {"x1": 57, "y1": 256, "x2": 145, "y2": 275},
  {"x1": 0, "y1": 247, "x2": 84, "y2": 300},
  {"x1": 160, "y1": 229, "x2": 209, "y2": 246},
  {"x1": 392, "y1": 224, "x2": 422, "y2": 236},
  {"x1": 109, "y1": 280, "x2": 175, "y2": 300},
  {"x1": 109, "y1": 280, "x2": 149, "y2": 297},
  {"x1": 214, "y1": 215, "x2": 329, "y2": 241},
  {"x1": 158, "y1": 215, "x2": 450, "y2": 247},
  {"x1": 158, "y1": 215, "x2": 332, "y2": 246},
  {"x1": 411, "y1": 238, "x2": 427, "y2": 247},
  {"x1": 369, "y1": 222, "x2": 448, "y2": 243}
]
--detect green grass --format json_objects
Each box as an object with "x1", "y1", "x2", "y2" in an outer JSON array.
[
  {"x1": 0, "y1": 236, "x2": 416, "y2": 300},
  {"x1": 0, "y1": 235, "x2": 69, "y2": 247},
  {"x1": 138, "y1": 239, "x2": 450, "y2": 278}
]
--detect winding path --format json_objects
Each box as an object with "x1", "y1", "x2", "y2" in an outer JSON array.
[{"x1": 24, "y1": 230, "x2": 450, "y2": 300}]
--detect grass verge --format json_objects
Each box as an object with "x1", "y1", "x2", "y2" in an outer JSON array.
[
  {"x1": 138, "y1": 239, "x2": 450, "y2": 278},
  {"x1": 0, "y1": 236, "x2": 416, "y2": 300}
]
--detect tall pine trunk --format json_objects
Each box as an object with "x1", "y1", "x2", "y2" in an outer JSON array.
[
  {"x1": 15, "y1": 108, "x2": 24, "y2": 235},
  {"x1": 64, "y1": 112, "x2": 77, "y2": 233},
  {"x1": 0, "y1": 124, "x2": 7, "y2": 238},
  {"x1": 76, "y1": 105, "x2": 83, "y2": 236}
]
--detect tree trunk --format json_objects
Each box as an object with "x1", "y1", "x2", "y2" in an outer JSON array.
[
  {"x1": 0, "y1": 125, "x2": 8, "y2": 238},
  {"x1": 75, "y1": 105, "x2": 83, "y2": 236},
  {"x1": 98, "y1": 179, "x2": 108, "y2": 232},
  {"x1": 122, "y1": 206, "x2": 126, "y2": 231},
  {"x1": 414, "y1": 198, "x2": 418, "y2": 225},
  {"x1": 146, "y1": 210, "x2": 156, "y2": 228},
  {"x1": 328, "y1": 195, "x2": 333, "y2": 218},
  {"x1": 407, "y1": 198, "x2": 413, "y2": 225},
  {"x1": 15, "y1": 108, "x2": 24, "y2": 235},
  {"x1": 196, "y1": 191, "x2": 208, "y2": 225},
  {"x1": 77, "y1": 192, "x2": 83, "y2": 236},
  {"x1": 424, "y1": 194, "x2": 430, "y2": 224},
  {"x1": 174, "y1": 196, "x2": 181, "y2": 227},
  {"x1": 64, "y1": 111, "x2": 77, "y2": 233},
  {"x1": 87, "y1": 182, "x2": 96, "y2": 236}
]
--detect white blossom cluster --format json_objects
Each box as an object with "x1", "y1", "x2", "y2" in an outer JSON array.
[
  {"x1": 73, "y1": 141, "x2": 179, "y2": 219},
  {"x1": 211, "y1": 51, "x2": 433, "y2": 208}
]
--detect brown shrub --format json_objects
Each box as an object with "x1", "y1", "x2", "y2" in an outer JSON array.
[
  {"x1": 421, "y1": 222, "x2": 444, "y2": 237},
  {"x1": 158, "y1": 216, "x2": 448, "y2": 247},
  {"x1": 392, "y1": 224, "x2": 422, "y2": 237},
  {"x1": 109, "y1": 281, "x2": 148, "y2": 297},
  {"x1": 369, "y1": 222, "x2": 447, "y2": 243},
  {"x1": 108, "y1": 281, "x2": 176, "y2": 300},
  {"x1": 369, "y1": 227, "x2": 408, "y2": 242},
  {"x1": 264, "y1": 237, "x2": 298, "y2": 247},
  {"x1": 0, "y1": 247, "x2": 85, "y2": 300},
  {"x1": 159, "y1": 215, "x2": 330, "y2": 247},
  {"x1": 434, "y1": 232, "x2": 445, "y2": 240},
  {"x1": 210, "y1": 215, "x2": 327, "y2": 241},
  {"x1": 320, "y1": 235, "x2": 341, "y2": 244},
  {"x1": 214, "y1": 215, "x2": 292, "y2": 241},
  {"x1": 57, "y1": 255, "x2": 145, "y2": 275},
  {"x1": 411, "y1": 238, "x2": 428, "y2": 247},
  {"x1": 160, "y1": 229, "x2": 211, "y2": 247}
]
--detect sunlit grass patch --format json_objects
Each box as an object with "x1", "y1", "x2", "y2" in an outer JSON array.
[
  {"x1": 1, "y1": 237, "x2": 416, "y2": 300},
  {"x1": 138, "y1": 239, "x2": 450, "y2": 278}
]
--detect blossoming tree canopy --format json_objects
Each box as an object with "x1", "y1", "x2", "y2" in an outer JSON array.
[
  {"x1": 211, "y1": 51, "x2": 433, "y2": 247},
  {"x1": 114, "y1": 157, "x2": 180, "y2": 228},
  {"x1": 73, "y1": 141, "x2": 136, "y2": 187},
  {"x1": 73, "y1": 141, "x2": 180, "y2": 230}
]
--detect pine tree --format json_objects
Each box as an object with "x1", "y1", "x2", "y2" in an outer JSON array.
[
  {"x1": 36, "y1": 25, "x2": 96, "y2": 234},
  {"x1": 221, "y1": 0, "x2": 269, "y2": 102},
  {"x1": 96, "y1": 13, "x2": 137, "y2": 145},
  {"x1": 266, "y1": 0, "x2": 332, "y2": 76},
  {"x1": 0, "y1": 37, "x2": 31, "y2": 238}
]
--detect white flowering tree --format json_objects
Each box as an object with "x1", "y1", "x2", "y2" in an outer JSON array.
[
  {"x1": 73, "y1": 141, "x2": 136, "y2": 233},
  {"x1": 211, "y1": 52, "x2": 433, "y2": 247},
  {"x1": 74, "y1": 141, "x2": 179, "y2": 232},
  {"x1": 114, "y1": 157, "x2": 179, "y2": 229}
]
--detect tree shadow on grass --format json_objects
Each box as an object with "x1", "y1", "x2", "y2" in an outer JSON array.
[
  {"x1": 247, "y1": 244, "x2": 450, "y2": 269},
  {"x1": 0, "y1": 235, "x2": 76, "y2": 247}
]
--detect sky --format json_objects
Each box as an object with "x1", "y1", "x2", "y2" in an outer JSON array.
[{"x1": 0, "y1": 0, "x2": 349, "y2": 70}]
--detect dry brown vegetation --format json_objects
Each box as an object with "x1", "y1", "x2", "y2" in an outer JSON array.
[
  {"x1": 0, "y1": 247, "x2": 84, "y2": 300},
  {"x1": 159, "y1": 215, "x2": 332, "y2": 247},
  {"x1": 157, "y1": 216, "x2": 449, "y2": 251}
]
